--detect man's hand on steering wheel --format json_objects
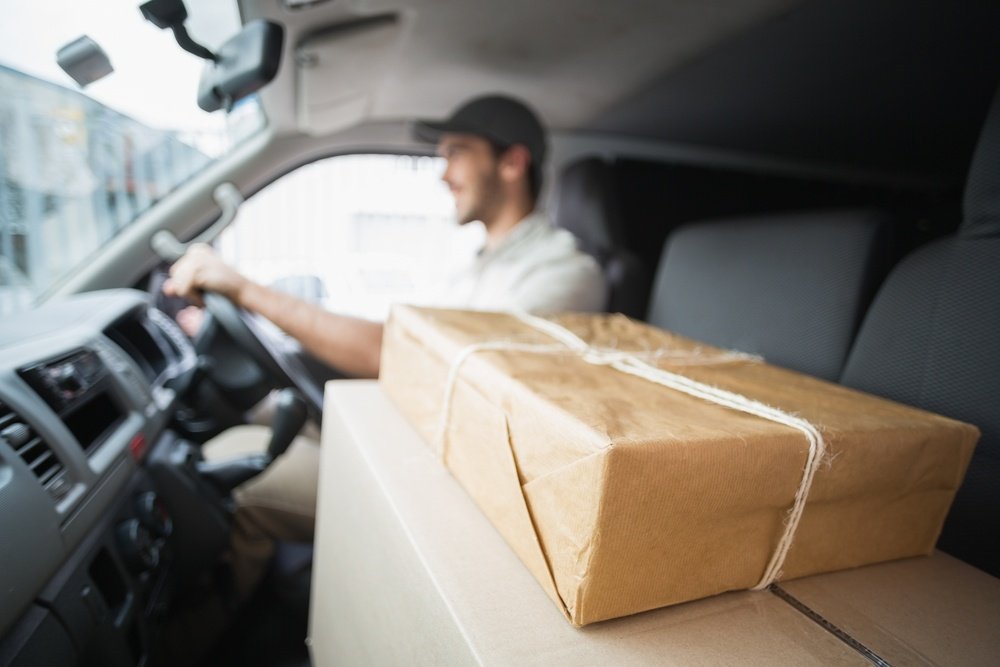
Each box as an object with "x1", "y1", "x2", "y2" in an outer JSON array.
[
  {"x1": 163, "y1": 243, "x2": 248, "y2": 306},
  {"x1": 163, "y1": 244, "x2": 326, "y2": 414}
]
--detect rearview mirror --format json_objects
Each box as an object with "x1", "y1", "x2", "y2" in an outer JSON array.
[{"x1": 197, "y1": 20, "x2": 284, "y2": 112}]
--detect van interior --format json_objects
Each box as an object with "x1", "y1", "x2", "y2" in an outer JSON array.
[{"x1": 0, "y1": 0, "x2": 998, "y2": 665}]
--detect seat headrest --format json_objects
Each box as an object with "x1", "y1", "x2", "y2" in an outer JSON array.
[
  {"x1": 553, "y1": 157, "x2": 624, "y2": 255},
  {"x1": 963, "y1": 87, "x2": 1000, "y2": 238}
]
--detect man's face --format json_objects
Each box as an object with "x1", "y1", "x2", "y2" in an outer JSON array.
[{"x1": 437, "y1": 133, "x2": 504, "y2": 225}]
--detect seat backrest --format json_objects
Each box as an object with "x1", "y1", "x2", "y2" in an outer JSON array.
[
  {"x1": 647, "y1": 209, "x2": 891, "y2": 380},
  {"x1": 840, "y1": 90, "x2": 1000, "y2": 577},
  {"x1": 552, "y1": 157, "x2": 650, "y2": 318}
]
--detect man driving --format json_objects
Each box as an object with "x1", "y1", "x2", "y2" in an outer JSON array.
[{"x1": 164, "y1": 94, "x2": 607, "y2": 596}]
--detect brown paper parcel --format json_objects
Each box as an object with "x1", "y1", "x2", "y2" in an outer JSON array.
[{"x1": 378, "y1": 305, "x2": 979, "y2": 626}]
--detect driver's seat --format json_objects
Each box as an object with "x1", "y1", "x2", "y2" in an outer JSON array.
[{"x1": 553, "y1": 157, "x2": 650, "y2": 318}]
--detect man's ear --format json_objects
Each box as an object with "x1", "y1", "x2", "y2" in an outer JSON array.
[{"x1": 498, "y1": 144, "x2": 532, "y2": 184}]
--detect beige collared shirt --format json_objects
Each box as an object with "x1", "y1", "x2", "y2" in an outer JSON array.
[{"x1": 429, "y1": 211, "x2": 607, "y2": 314}]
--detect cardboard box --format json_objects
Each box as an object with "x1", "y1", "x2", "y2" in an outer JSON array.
[
  {"x1": 310, "y1": 381, "x2": 865, "y2": 666},
  {"x1": 309, "y1": 381, "x2": 1000, "y2": 666},
  {"x1": 778, "y1": 553, "x2": 1000, "y2": 666},
  {"x1": 379, "y1": 307, "x2": 979, "y2": 625}
]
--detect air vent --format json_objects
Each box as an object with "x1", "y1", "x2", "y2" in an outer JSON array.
[{"x1": 0, "y1": 400, "x2": 71, "y2": 500}]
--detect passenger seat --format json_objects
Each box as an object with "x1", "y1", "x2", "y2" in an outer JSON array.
[
  {"x1": 839, "y1": 88, "x2": 1000, "y2": 578},
  {"x1": 647, "y1": 209, "x2": 892, "y2": 380}
]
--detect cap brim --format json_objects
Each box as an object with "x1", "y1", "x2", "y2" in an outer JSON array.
[
  {"x1": 413, "y1": 119, "x2": 512, "y2": 147},
  {"x1": 413, "y1": 119, "x2": 472, "y2": 144}
]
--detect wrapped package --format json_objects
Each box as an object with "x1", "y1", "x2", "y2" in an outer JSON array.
[{"x1": 379, "y1": 306, "x2": 979, "y2": 626}]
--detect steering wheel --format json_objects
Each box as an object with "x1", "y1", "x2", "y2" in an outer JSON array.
[
  {"x1": 202, "y1": 291, "x2": 325, "y2": 415},
  {"x1": 152, "y1": 186, "x2": 326, "y2": 414}
]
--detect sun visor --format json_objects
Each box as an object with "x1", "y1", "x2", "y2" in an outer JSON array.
[{"x1": 295, "y1": 14, "x2": 402, "y2": 136}]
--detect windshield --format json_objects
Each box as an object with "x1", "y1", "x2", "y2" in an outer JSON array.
[{"x1": 0, "y1": 0, "x2": 264, "y2": 316}]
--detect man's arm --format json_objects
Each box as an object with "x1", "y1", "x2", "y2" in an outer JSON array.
[{"x1": 164, "y1": 244, "x2": 383, "y2": 378}]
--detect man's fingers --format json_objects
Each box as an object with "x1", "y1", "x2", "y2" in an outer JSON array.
[
  {"x1": 164, "y1": 243, "x2": 246, "y2": 303},
  {"x1": 162, "y1": 276, "x2": 205, "y2": 307},
  {"x1": 165, "y1": 251, "x2": 205, "y2": 301},
  {"x1": 162, "y1": 277, "x2": 178, "y2": 297},
  {"x1": 176, "y1": 306, "x2": 206, "y2": 336}
]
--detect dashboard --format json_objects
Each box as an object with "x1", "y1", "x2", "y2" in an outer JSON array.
[{"x1": 0, "y1": 289, "x2": 202, "y2": 665}]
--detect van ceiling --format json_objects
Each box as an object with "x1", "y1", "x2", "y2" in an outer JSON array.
[
  {"x1": 248, "y1": 0, "x2": 799, "y2": 133},
  {"x1": 588, "y1": 0, "x2": 1000, "y2": 185},
  {"x1": 247, "y1": 0, "x2": 1000, "y2": 185}
]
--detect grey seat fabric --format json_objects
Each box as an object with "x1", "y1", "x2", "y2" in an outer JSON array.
[
  {"x1": 553, "y1": 157, "x2": 649, "y2": 318},
  {"x1": 647, "y1": 209, "x2": 891, "y2": 380},
  {"x1": 840, "y1": 89, "x2": 1000, "y2": 577}
]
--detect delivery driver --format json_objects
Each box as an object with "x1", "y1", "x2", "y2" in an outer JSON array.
[{"x1": 164, "y1": 94, "x2": 607, "y2": 596}]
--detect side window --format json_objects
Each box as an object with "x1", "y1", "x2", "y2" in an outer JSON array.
[{"x1": 217, "y1": 154, "x2": 477, "y2": 320}]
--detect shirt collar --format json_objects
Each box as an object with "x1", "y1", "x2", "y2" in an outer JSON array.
[{"x1": 477, "y1": 210, "x2": 547, "y2": 261}]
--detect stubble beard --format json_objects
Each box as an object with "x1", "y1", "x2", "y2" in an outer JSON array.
[{"x1": 456, "y1": 164, "x2": 504, "y2": 227}]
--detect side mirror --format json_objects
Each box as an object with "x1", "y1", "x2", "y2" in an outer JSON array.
[{"x1": 197, "y1": 20, "x2": 284, "y2": 112}]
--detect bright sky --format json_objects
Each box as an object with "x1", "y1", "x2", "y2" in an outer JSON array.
[{"x1": 0, "y1": 0, "x2": 240, "y2": 132}]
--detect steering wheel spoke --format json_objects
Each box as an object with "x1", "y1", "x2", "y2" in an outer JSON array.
[{"x1": 202, "y1": 291, "x2": 325, "y2": 414}]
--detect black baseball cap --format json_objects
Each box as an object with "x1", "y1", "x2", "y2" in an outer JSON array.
[{"x1": 413, "y1": 94, "x2": 548, "y2": 173}]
